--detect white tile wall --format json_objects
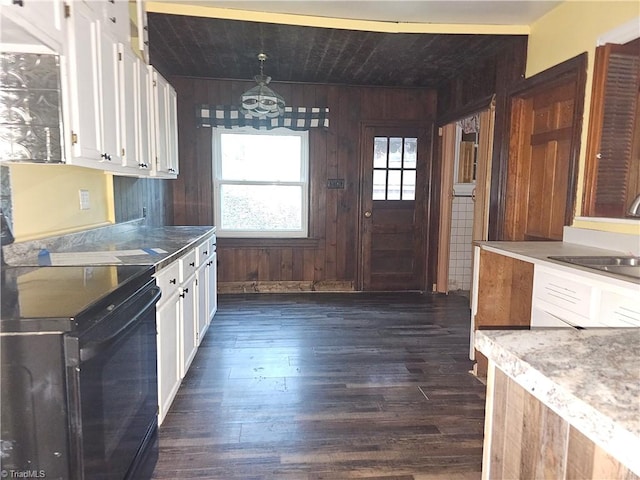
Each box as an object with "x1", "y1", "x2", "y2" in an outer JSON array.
[{"x1": 448, "y1": 196, "x2": 474, "y2": 292}]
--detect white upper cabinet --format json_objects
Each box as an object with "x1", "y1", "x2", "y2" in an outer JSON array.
[
  {"x1": 96, "y1": 19, "x2": 123, "y2": 165},
  {"x1": 150, "y1": 69, "x2": 179, "y2": 178},
  {"x1": 137, "y1": 57, "x2": 153, "y2": 170},
  {"x1": 1, "y1": 0, "x2": 65, "y2": 52},
  {"x1": 64, "y1": 0, "x2": 123, "y2": 169},
  {"x1": 1, "y1": 0, "x2": 180, "y2": 178},
  {"x1": 131, "y1": 0, "x2": 149, "y2": 63},
  {"x1": 63, "y1": 0, "x2": 103, "y2": 165},
  {"x1": 120, "y1": 44, "x2": 143, "y2": 170}
]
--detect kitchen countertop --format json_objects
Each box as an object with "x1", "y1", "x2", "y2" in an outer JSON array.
[
  {"x1": 2, "y1": 222, "x2": 216, "y2": 270},
  {"x1": 475, "y1": 240, "x2": 639, "y2": 285},
  {"x1": 475, "y1": 329, "x2": 640, "y2": 475}
]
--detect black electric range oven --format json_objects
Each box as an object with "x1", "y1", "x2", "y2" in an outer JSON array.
[{"x1": 0, "y1": 265, "x2": 160, "y2": 480}]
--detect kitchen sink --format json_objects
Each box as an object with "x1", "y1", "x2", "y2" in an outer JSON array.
[{"x1": 548, "y1": 256, "x2": 640, "y2": 280}]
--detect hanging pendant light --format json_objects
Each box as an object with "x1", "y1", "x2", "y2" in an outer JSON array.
[{"x1": 239, "y1": 53, "x2": 285, "y2": 118}]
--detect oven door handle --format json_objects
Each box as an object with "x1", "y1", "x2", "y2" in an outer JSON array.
[{"x1": 80, "y1": 287, "x2": 161, "y2": 362}]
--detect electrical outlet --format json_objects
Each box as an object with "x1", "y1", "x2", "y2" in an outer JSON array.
[
  {"x1": 327, "y1": 178, "x2": 345, "y2": 189},
  {"x1": 79, "y1": 189, "x2": 90, "y2": 210}
]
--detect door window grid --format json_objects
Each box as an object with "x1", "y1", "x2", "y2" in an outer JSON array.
[{"x1": 373, "y1": 136, "x2": 417, "y2": 200}]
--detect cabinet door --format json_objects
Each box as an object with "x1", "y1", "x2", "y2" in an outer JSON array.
[
  {"x1": 179, "y1": 277, "x2": 197, "y2": 377},
  {"x1": 137, "y1": 58, "x2": 153, "y2": 169},
  {"x1": 153, "y1": 71, "x2": 169, "y2": 173},
  {"x1": 156, "y1": 293, "x2": 181, "y2": 426},
  {"x1": 150, "y1": 69, "x2": 178, "y2": 178},
  {"x1": 119, "y1": 44, "x2": 140, "y2": 170},
  {"x1": 207, "y1": 252, "x2": 218, "y2": 323},
  {"x1": 3, "y1": 0, "x2": 65, "y2": 51},
  {"x1": 133, "y1": 0, "x2": 149, "y2": 63},
  {"x1": 96, "y1": 21, "x2": 122, "y2": 164},
  {"x1": 166, "y1": 84, "x2": 179, "y2": 175},
  {"x1": 196, "y1": 265, "x2": 208, "y2": 345},
  {"x1": 66, "y1": 1, "x2": 103, "y2": 163}
]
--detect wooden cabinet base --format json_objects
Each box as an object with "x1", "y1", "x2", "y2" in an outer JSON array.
[
  {"x1": 482, "y1": 365, "x2": 638, "y2": 479},
  {"x1": 473, "y1": 249, "x2": 533, "y2": 377}
]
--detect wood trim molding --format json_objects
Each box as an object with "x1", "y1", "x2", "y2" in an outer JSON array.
[
  {"x1": 218, "y1": 280, "x2": 354, "y2": 293},
  {"x1": 437, "y1": 94, "x2": 495, "y2": 127},
  {"x1": 435, "y1": 123, "x2": 456, "y2": 293},
  {"x1": 217, "y1": 237, "x2": 321, "y2": 248}
]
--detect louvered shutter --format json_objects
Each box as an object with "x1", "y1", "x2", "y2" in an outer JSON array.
[{"x1": 588, "y1": 42, "x2": 640, "y2": 217}]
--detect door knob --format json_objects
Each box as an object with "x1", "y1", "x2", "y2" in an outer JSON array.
[{"x1": 364, "y1": 211, "x2": 372, "y2": 218}]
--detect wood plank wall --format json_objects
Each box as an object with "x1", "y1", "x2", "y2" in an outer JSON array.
[
  {"x1": 113, "y1": 176, "x2": 171, "y2": 226},
  {"x1": 168, "y1": 77, "x2": 437, "y2": 292},
  {"x1": 485, "y1": 367, "x2": 639, "y2": 479}
]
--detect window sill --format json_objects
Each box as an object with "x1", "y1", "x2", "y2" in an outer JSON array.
[{"x1": 217, "y1": 237, "x2": 321, "y2": 248}]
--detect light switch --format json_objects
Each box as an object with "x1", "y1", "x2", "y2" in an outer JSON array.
[{"x1": 79, "y1": 189, "x2": 90, "y2": 210}]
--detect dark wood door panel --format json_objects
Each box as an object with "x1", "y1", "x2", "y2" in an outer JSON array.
[
  {"x1": 360, "y1": 126, "x2": 431, "y2": 292},
  {"x1": 369, "y1": 273, "x2": 421, "y2": 291},
  {"x1": 504, "y1": 55, "x2": 586, "y2": 241}
]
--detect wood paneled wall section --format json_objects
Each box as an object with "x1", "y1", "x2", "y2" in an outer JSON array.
[
  {"x1": 436, "y1": 37, "x2": 528, "y2": 242},
  {"x1": 169, "y1": 77, "x2": 437, "y2": 291},
  {"x1": 113, "y1": 176, "x2": 171, "y2": 226},
  {"x1": 484, "y1": 366, "x2": 639, "y2": 479}
]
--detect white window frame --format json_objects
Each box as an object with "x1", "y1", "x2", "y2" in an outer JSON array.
[{"x1": 213, "y1": 126, "x2": 309, "y2": 238}]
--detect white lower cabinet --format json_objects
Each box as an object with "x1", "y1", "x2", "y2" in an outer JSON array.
[
  {"x1": 155, "y1": 262, "x2": 181, "y2": 426},
  {"x1": 154, "y1": 234, "x2": 217, "y2": 425},
  {"x1": 196, "y1": 263, "x2": 208, "y2": 346},
  {"x1": 179, "y1": 273, "x2": 198, "y2": 377},
  {"x1": 195, "y1": 238, "x2": 217, "y2": 344},
  {"x1": 207, "y1": 251, "x2": 218, "y2": 323},
  {"x1": 531, "y1": 264, "x2": 640, "y2": 328}
]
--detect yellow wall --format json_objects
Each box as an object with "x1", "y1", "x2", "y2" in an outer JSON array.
[
  {"x1": 146, "y1": 1, "x2": 529, "y2": 34},
  {"x1": 8, "y1": 164, "x2": 114, "y2": 242},
  {"x1": 527, "y1": 1, "x2": 639, "y2": 234}
]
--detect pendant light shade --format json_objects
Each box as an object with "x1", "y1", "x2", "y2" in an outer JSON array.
[{"x1": 240, "y1": 53, "x2": 285, "y2": 118}]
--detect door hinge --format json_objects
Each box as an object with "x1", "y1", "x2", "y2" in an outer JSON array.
[
  {"x1": 71, "y1": 132, "x2": 78, "y2": 145},
  {"x1": 121, "y1": 148, "x2": 125, "y2": 157},
  {"x1": 118, "y1": 52, "x2": 122, "y2": 61},
  {"x1": 64, "y1": 3, "x2": 71, "y2": 18},
  {"x1": 438, "y1": 127, "x2": 443, "y2": 137}
]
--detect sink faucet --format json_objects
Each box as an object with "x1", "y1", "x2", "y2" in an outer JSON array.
[{"x1": 629, "y1": 194, "x2": 640, "y2": 217}]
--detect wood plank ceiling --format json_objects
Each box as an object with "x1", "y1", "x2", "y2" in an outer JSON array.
[{"x1": 147, "y1": 14, "x2": 527, "y2": 88}]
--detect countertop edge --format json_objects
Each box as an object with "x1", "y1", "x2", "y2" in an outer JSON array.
[
  {"x1": 475, "y1": 241, "x2": 639, "y2": 286},
  {"x1": 475, "y1": 330, "x2": 640, "y2": 476},
  {"x1": 153, "y1": 228, "x2": 216, "y2": 271}
]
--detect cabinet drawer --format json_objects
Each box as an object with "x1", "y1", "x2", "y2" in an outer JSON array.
[
  {"x1": 599, "y1": 289, "x2": 640, "y2": 327},
  {"x1": 154, "y1": 261, "x2": 180, "y2": 302},
  {"x1": 179, "y1": 249, "x2": 197, "y2": 282},
  {"x1": 530, "y1": 307, "x2": 575, "y2": 328},
  {"x1": 533, "y1": 268, "x2": 593, "y2": 319},
  {"x1": 196, "y1": 239, "x2": 211, "y2": 263}
]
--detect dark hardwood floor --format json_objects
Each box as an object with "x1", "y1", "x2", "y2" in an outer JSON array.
[{"x1": 152, "y1": 293, "x2": 486, "y2": 479}]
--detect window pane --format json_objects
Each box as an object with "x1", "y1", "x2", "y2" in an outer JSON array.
[
  {"x1": 388, "y1": 137, "x2": 403, "y2": 168},
  {"x1": 402, "y1": 170, "x2": 416, "y2": 200},
  {"x1": 404, "y1": 138, "x2": 417, "y2": 168},
  {"x1": 220, "y1": 133, "x2": 301, "y2": 181},
  {"x1": 373, "y1": 137, "x2": 387, "y2": 168},
  {"x1": 373, "y1": 170, "x2": 386, "y2": 200},
  {"x1": 387, "y1": 170, "x2": 401, "y2": 200},
  {"x1": 220, "y1": 184, "x2": 302, "y2": 231}
]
